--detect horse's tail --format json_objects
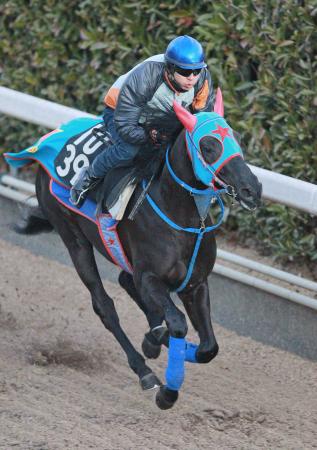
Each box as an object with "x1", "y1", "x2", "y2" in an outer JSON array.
[{"x1": 14, "y1": 204, "x2": 54, "y2": 234}]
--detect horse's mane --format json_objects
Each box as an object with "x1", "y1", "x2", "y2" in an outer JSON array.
[
  {"x1": 96, "y1": 138, "x2": 175, "y2": 213},
  {"x1": 133, "y1": 116, "x2": 185, "y2": 179},
  {"x1": 133, "y1": 144, "x2": 167, "y2": 181}
]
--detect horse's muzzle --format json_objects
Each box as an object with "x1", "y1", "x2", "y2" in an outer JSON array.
[{"x1": 237, "y1": 182, "x2": 262, "y2": 211}]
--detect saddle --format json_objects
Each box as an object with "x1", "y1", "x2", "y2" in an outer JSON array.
[
  {"x1": 54, "y1": 122, "x2": 136, "y2": 219},
  {"x1": 4, "y1": 117, "x2": 163, "y2": 274},
  {"x1": 4, "y1": 116, "x2": 164, "y2": 220},
  {"x1": 53, "y1": 121, "x2": 165, "y2": 219}
]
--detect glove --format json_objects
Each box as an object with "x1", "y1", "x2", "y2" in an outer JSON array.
[{"x1": 148, "y1": 129, "x2": 170, "y2": 148}]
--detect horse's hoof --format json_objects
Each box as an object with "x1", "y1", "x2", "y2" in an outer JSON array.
[
  {"x1": 155, "y1": 386, "x2": 178, "y2": 410},
  {"x1": 196, "y1": 343, "x2": 219, "y2": 363},
  {"x1": 142, "y1": 333, "x2": 161, "y2": 359},
  {"x1": 140, "y1": 373, "x2": 162, "y2": 391}
]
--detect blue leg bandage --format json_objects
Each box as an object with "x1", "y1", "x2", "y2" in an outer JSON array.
[
  {"x1": 165, "y1": 337, "x2": 186, "y2": 391},
  {"x1": 185, "y1": 341, "x2": 198, "y2": 363}
]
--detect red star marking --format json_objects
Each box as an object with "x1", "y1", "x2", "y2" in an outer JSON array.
[
  {"x1": 107, "y1": 238, "x2": 115, "y2": 246},
  {"x1": 211, "y1": 125, "x2": 231, "y2": 142}
]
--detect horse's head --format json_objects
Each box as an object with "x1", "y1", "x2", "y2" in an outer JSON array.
[{"x1": 173, "y1": 100, "x2": 262, "y2": 211}]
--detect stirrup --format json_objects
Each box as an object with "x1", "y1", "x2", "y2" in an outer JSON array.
[
  {"x1": 70, "y1": 167, "x2": 100, "y2": 207},
  {"x1": 70, "y1": 187, "x2": 90, "y2": 207}
]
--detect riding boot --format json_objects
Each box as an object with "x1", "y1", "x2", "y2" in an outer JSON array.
[{"x1": 70, "y1": 166, "x2": 101, "y2": 208}]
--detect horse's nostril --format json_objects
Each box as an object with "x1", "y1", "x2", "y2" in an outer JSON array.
[{"x1": 240, "y1": 187, "x2": 253, "y2": 199}]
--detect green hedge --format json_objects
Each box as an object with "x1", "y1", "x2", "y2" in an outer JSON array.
[{"x1": 0, "y1": 0, "x2": 316, "y2": 264}]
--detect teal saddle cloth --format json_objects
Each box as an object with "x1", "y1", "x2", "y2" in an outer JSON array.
[
  {"x1": 4, "y1": 116, "x2": 104, "y2": 185},
  {"x1": 4, "y1": 116, "x2": 133, "y2": 274}
]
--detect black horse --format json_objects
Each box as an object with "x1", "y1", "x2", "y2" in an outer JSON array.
[{"x1": 17, "y1": 102, "x2": 261, "y2": 409}]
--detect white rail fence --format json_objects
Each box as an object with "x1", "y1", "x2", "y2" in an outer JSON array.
[{"x1": 1, "y1": 87, "x2": 316, "y2": 310}]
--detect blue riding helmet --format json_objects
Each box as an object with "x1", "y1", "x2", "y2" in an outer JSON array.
[{"x1": 165, "y1": 35, "x2": 207, "y2": 70}]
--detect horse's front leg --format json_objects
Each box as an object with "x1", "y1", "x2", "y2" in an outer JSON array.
[
  {"x1": 119, "y1": 271, "x2": 167, "y2": 359},
  {"x1": 138, "y1": 272, "x2": 188, "y2": 339},
  {"x1": 136, "y1": 271, "x2": 188, "y2": 409},
  {"x1": 179, "y1": 280, "x2": 219, "y2": 363}
]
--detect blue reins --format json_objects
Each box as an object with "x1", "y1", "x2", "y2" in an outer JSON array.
[{"x1": 144, "y1": 146, "x2": 228, "y2": 292}]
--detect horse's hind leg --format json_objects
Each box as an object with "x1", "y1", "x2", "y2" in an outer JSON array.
[
  {"x1": 118, "y1": 271, "x2": 168, "y2": 359},
  {"x1": 41, "y1": 207, "x2": 160, "y2": 390}
]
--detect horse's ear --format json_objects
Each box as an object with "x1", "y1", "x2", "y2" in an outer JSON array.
[
  {"x1": 214, "y1": 87, "x2": 224, "y2": 117},
  {"x1": 173, "y1": 100, "x2": 197, "y2": 133}
]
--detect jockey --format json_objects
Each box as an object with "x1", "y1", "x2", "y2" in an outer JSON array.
[{"x1": 70, "y1": 35, "x2": 215, "y2": 207}]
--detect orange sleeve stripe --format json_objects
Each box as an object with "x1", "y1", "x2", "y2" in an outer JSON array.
[
  {"x1": 104, "y1": 87, "x2": 120, "y2": 109},
  {"x1": 192, "y1": 80, "x2": 209, "y2": 110}
]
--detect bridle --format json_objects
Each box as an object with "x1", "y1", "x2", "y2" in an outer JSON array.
[
  {"x1": 142, "y1": 112, "x2": 245, "y2": 291},
  {"x1": 143, "y1": 131, "x2": 239, "y2": 292}
]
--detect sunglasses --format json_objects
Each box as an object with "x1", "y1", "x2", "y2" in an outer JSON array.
[{"x1": 175, "y1": 67, "x2": 202, "y2": 77}]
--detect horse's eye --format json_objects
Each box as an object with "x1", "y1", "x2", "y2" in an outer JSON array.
[{"x1": 200, "y1": 136, "x2": 223, "y2": 165}]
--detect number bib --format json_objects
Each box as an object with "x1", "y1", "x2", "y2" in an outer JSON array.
[{"x1": 54, "y1": 122, "x2": 111, "y2": 186}]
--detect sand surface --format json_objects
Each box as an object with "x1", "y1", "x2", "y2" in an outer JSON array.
[{"x1": 0, "y1": 239, "x2": 316, "y2": 450}]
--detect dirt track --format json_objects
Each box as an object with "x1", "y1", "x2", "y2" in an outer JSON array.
[{"x1": 0, "y1": 238, "x2": 316, "y2": 450}]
